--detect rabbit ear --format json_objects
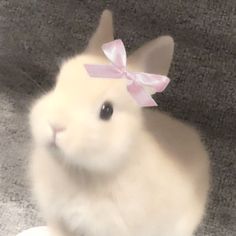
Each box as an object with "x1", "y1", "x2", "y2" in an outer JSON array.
[
  {"x1": 85, "y1": 10, "x2": 114, "y2": 55},
  {"x1": 128, "y1": 36, "x2": 174, "y2": 76}
]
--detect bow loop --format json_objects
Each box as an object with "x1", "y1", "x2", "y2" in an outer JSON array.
[
  {"x1": 133, "y1": 73, "x2": 170, "y2": 92},
  {"x1": 102, "y1": 39, "x2": 127, "y2": 69}
]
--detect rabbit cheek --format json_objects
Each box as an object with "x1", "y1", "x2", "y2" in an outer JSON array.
[
  {"x1": 33, "y1": 124, "x2": 52, "y2": 147},
  {"x1": 30, "y1": 110, "x2": 52, "y2": 147}
]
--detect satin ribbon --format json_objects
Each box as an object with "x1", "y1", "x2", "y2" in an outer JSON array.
[{"x1": 84, "y1": 39, "x2": 170, "y2": 107}]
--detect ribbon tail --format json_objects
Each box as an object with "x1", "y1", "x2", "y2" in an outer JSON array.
[
  {"x1": 127, "y1": 82, "x2": 157, "y2": 107},
  {"x1": 84, "y1": 64, "x2": 122, "y2": 78}
]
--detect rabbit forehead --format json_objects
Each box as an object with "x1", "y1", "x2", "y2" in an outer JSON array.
[{"x1": 54, "y1": 54, "x2": 134, "y2": 107}]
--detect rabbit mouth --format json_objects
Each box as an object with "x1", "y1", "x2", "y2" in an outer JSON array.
[
  {"x1": 48, "y1": 140, "x2": 58, "y2": 149},
  {"x1": 47, "y1": 140, "x2": 66, "y2": 162},
  {"x1": 47, "y1": 140, "x2": 61, "y2": 156}
]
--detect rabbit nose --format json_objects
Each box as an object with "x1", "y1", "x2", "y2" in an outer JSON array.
[
  {"x1": 49, "y1": 123, "x2": 66, "y2": 135},
  {"x1": 49, "y1": 123, "x2": 66, "y2": 145}
]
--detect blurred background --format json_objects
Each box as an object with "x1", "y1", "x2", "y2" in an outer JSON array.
[{"x1": 0, "y1": 1, "x2": 235, "y2": 235}]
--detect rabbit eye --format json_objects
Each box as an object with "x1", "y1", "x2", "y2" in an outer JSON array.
[{"x1": 100, "y1": 101, "x2": 113, "y2": 121}]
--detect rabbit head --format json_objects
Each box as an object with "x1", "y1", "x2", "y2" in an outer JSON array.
[{"x1": 30, "y1": 10, "x2": 174, "y2": 173}]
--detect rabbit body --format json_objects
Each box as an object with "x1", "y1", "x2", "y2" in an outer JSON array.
[
  {"x1": 30, "y1": 109, "x2": 209, "y2": 236},
  {"x1": 29, "y1": 10, "x2": 209, "y2": 236}
]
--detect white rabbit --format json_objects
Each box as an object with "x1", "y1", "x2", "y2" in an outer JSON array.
[{"x1": 29, "y1": 10, "x2": 209, "y2": 236}]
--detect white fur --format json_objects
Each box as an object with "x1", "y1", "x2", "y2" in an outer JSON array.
[
  {"x1": 17, "y1": 227, "x2": 49, "y2": 236},
  {"x1": 29, "y1": 10, "x2": 209, "y2": 236}
]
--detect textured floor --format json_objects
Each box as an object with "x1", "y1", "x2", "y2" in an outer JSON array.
[{"x1": 0, "y1": 1, "x2": 235, "y2": 235}]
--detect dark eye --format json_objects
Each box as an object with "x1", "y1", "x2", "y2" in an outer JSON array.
[{"x1": 100, "y1": 101, "x2": 113, "y2": 121}]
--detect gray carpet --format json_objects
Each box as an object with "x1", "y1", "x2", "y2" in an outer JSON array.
[{"x1": 0, "y1": 0, "x2": 235, "y2": 235}]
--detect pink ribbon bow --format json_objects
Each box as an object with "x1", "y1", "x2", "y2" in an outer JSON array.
[{"x1": 84, "y1": 39, "x2": 170, "y2": 107}]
